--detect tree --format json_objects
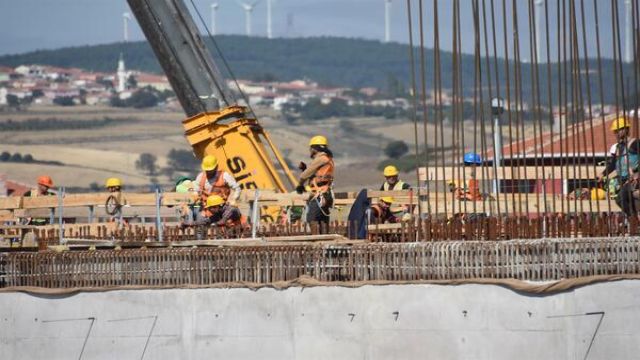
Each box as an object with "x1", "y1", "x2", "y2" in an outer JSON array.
[
  {"x1": 127, "y1": 74, "x2": 138, "y2": 89},
  {"x1": 384, "y1": 140, "x2": 409, "y2": 159},
  {"x1": 135, "y1": 153, "x2": 158, "y2": 175},
  {"x1": 89, "y1": 182, "x2": 100, "y2": 192},
  {"x1": 6, "y1": 94, "x2": 20, "y2": 109},
  {"x1": 127, "y1": 89, "x2": 158, "y2": 108},
  {"x1": 23, "y1": 154, "x2": 34, "y2": 163},
  {"x1": 0, "y1": 151, "x2": 10, "y2": 161},
  {"x1": 53, "y1": 96, "x2": 75, "y2": 106},
  {"x1": 31, "y1": 89, "x2": 44, "y2": 98},
  {"x1": 9, "y1": 153, "x2": 22, "y2": 162},
  {"x1": 167, "y1": 149, "x2": 199, "y2": 172},
  {"x1": 109, "y1": 96, "x2": 126, "y2": 107}
]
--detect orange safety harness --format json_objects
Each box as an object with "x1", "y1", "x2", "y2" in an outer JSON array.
[
  {"x1": 199, "y1": 171, "x2": 231, "y2": 203},
  {"x1": 309, "y1": 153, "x2": 335, "y2": 194}
]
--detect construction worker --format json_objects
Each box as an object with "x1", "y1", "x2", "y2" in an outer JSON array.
[
  {"x1": 380, "y1": 165, "x2": 411, "y2": 191},
  {"x1": 448, "y1": 153, "x2": 484, "y2": 201},
  {"x1": 296, "y1": 135, "x2": 335, "y2": 231},
  {"x1": 23, "y1": 175, "x2": 56, "y2": 226},
  {"x1": 598, "y1": 117, "x2": 640, "y2": 216},
  {"x1": 192, "y1": 195, "x2": 245, "y2": 238},
  {"x1": 175, "y1": 176, "x2": 199, "y2": 223},
  {"x1": 195, "y1": 155, "x2": 241, "y2": 207},
  {"x1": 105, "y1": 177, "x2": 123, "y2": 193},
  {"x1": 368, "y1": 197, "x2": 398, "y2": 224}
]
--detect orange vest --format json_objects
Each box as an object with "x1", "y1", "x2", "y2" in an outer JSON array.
[
  {"x1": 309, "y1": 153, "x2": 334, "y2": 193},
  {"x1": 199, "y1": 171, "x2": 231, "y2": 202}
]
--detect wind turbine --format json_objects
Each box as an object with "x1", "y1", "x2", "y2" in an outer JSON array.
[
  {"x1": 384, "y1": 0, "x2": 391, "y2": 43},
  {"x1": 237, "y1": 0, "x2": 260, "y2": 36},
  {"x1": 123, "y1": 12, "x2": 131, "y2": 42},
  {"x1": 266, "y1": 0, "x2": 273, "y2": 39},
  {"x1": 210, "y1": 3, "x2": 219, "y2": 36}
]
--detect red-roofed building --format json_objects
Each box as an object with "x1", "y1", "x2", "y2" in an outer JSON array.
[{"x1": 0, "y1": 174, "x2": 31, "y2": 197}]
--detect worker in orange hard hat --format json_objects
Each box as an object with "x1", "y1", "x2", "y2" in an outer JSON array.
[
  {"x1": 23, "y1": 175, "x2": 56, "y2": 225},
  {"x1": 194, "y1": 154, "x2": 241, "y2": 207},
  {"x1": 598, "y1": 116, "x2": 640, "y2": 216},
  {"x1": 380, "y1": 165, "x2": 411, "y2": 191},
  {"x1": 296, "y1": 135, "x2": 335, "y2": 232}
]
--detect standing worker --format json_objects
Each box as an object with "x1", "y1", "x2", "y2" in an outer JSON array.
[
  {"x1": 380, "y1": 165, "x2": 411, "y2": 191},
  {"x1": 296, "y1": 135, "x2": 335, "y2": 232},
  {"x1": 195, "y1": 155, "x2": 241, "y2": 207},
  {"x1": 23, "y1": 175, "x2": 56, "y2": 225},
  {"x1": 598, "y1": 117, "x2": 640, "y2": 216}
]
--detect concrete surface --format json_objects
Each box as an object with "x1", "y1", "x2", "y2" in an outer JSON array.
[{"x1": 1, "y1": 281, "x2": 639, "y2": 359}]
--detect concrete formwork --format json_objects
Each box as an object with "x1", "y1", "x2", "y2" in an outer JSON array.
[{"x1": 1, "y1": 281, "x2": 639, "y2": 359}]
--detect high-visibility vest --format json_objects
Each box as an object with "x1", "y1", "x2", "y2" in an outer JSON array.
[
  {"x1": 199, "y1": 171, "x2": 231, "y2": 202},
  {"x1": 382, "y1": 180, "x2": 406, "y2": 191},
  {"x1": 309, "y1": 153, "x2": 334, "y2": 193}
]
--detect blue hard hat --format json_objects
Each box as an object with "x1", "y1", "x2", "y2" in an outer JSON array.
[{"x1": 463, "y1": 152, "x2": 482, "y2": 165}]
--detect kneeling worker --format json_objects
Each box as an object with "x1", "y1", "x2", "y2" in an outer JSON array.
[
  {"x1": 296, "y1": 135, "x2": 335, "y2": 231},
  {"x1": 369, "y1": 197, "x2": 398, "y2": 224},
  {"x1": 193, "y1": 195, "x2": 245, "y2": 239}
]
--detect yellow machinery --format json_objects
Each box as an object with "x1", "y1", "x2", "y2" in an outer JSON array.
[{"x1": 183, "y1": 106, "x2": 298, "y2": 222}]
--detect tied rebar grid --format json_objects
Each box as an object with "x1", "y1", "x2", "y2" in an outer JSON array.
[
  {"x1": 1, "y1": 237, "x2": 639, "y2": 288},
  {"x1": 19, "y1": 213, "x2": 640, "y2": 246}
]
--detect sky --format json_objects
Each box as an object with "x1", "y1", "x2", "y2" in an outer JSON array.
[{"x1": 0, "y1": 0, "x2": 626, "y2": 60}]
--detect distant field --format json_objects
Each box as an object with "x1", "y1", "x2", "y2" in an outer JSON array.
[{"x1": 0, "y1": 105, "x2": 510, "y2": 191}]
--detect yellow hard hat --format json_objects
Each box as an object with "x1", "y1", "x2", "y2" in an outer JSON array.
[
  {"x1": 610, "y1": 117, "x2": 630, "y2": 132},
  {"x1": 590, "y1": 188, "x2": 606, "y2": 201},
  {"x1": 383, "y1": 165, "x2": 399, "y2": 177},
  {"x1": 380, "y1": 196, "x2": 394, "y2": 204},
  {"x1": 105, "y1": 177, "x2": 122, "y2": 188},
  {"x1": 206, "y1": 194, "x2": 225, "y2": 208},
  {"x1": 201, "y1": 155, "x2": 218, "y2": 171},
  {"x1": 447, "y1": 179, "x2": 458, "y2": 187},
  {"x1": 309, "y1": 135, "x2": 328, "y2": 147}
]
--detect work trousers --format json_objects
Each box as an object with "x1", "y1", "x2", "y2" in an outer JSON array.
[
  {"x1": 306, "y1": 191, "x2": 333, "y2": 233},
  {"x1": 616, "y1": 182, "x2": 638, "y2": 216}
]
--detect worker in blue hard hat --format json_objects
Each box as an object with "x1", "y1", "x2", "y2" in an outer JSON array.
[{"x1": 450, "y1": 152, "x2": 483, "y2": 201}]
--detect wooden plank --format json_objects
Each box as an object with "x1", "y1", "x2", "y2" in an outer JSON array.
[
  {"x1": 0, "y1": 197, "x2": 22, "y2": 210},
  {"x1": 419, "y1": 165, "x2": 605, "y2": 181}
]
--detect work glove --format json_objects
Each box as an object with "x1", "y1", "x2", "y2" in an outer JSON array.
[
  {"x1": 298, "y1": 162, "x2": 307, "y2": 171},
  {"x1": 401, "y1": 213, "x2": 412, "y2": 222},
  {"x1": 295, "y1": 184, "x2": 306, "y2": 194}
]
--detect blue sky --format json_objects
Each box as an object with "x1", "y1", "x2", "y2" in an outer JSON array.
[{"x1": 0, "y1": 0, "x2": 624, "y2": 59}]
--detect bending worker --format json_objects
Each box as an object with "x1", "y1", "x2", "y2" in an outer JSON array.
[
  {"x1": 380, "y1": 165, "x2": 411, "y2": 191},
  {"x1": 368, "y1": 196, "x2": 398, "y2": 224},
  {"x1": 598, "y1": 117, "x2": 640, "y2": 216},
  {"x1": 193, "y1": 195, "x2": 245, "y2": 238},
  {"x1": 296, "y1": 135, "x2": 335, "y2": 231},
  {"x1": 195, "y1": 155, "x2": 241, "y2": 207},
  {"x1": 24, "y1": 175, "x2": 56, "y2": 226}
]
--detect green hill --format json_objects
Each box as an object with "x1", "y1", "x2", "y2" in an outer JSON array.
[{"x1": 0, "y1": 35, "x2": 630, "y2": 104}]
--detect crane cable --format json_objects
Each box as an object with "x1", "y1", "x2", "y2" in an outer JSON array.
[{"x1": 187, "y1": 0, "x2": 258, "y2": 120}]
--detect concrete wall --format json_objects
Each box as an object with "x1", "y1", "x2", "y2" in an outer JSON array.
[{"x1": 1, "y1": 281, "x2": 639, "y2": 359}]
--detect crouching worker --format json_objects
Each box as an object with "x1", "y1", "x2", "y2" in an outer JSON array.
[
  {"x1": 193, "y1": 195, "x2": 245, "y2": 239},
  {"x1": 369, "y1": 197, "x2": 398, "y2": 224}
]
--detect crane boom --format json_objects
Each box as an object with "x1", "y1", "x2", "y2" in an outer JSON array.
[{"x1": 126, "y1": 0, "x2": 234, "y2": 116}]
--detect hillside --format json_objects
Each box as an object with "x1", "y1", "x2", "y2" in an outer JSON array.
[{"x1": 0, "y1": 36, "x2": 630, "y2": 103}]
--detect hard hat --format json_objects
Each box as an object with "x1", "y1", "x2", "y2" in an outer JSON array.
[
  {"x1": 206, "y1": 194, "x2": 225, "y2": 208},
  {"x1": 383, "y1": 165, "x2": 399, "y2": 177},
  {"x1": 105, "y1": 177, "x2": 122, "y2": 188},
  {"x1": 447, "y1": 179, "x2": 458, "y2": 187},
  {"x1": 590, "y1": 188, "x2": 606, "y2": 201},
  {"x1": 309, "y1": 135, "x2": 328, "y2": 147},
  {"x1": 37, "y1": 175, "x2": 54, "y2": 188},
  {"x1": 380, "y1": 196, "x2": 394, "y2": 204},
  {"x1": 463, "y1": 152, "x2": 482, "y2": 165},
  {"x1": 610, "y1": 117, "x2": 630, "y2": 132},
  {"x1": 201, "y1": 155, "x2": 218, "y2": 171}
]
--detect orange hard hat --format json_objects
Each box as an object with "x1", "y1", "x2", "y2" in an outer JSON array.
[{"x1": 37, "y1": 175, "x2": 54, "y2": 188}]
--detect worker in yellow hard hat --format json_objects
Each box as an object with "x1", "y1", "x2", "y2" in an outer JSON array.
[
  {"x1": 296, "y1": 135, "x2": 335, "y2": 232},
  {"x1": 105, "y1": 177, "x2": 123, "y2": 193},
  {"x1": 380, "y1": 165, "x2": 411, "y2": 191},
  {"x1": 368, "y1": 196, "x2": 399, "y2": 224},
  {"x1": 194, "y1": 154, "x2": 241, "y2": 207},
  {"x1": 598, "y1": 116, "x2": 640, "y2": 216},
  {"x1": 191, "y1": 194, "x2": 246, "y2": 238}
]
